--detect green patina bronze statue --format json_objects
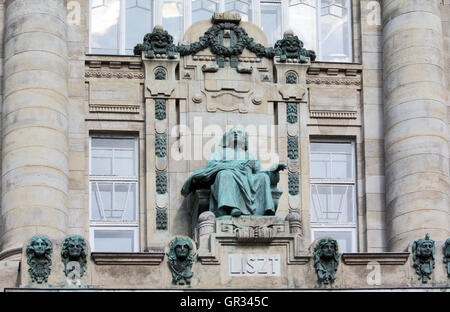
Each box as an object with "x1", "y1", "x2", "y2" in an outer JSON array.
[
  {"x1": 26, "y1": 236, "x2": 53, "y2": 284},
  {"x1": 412, "y1": 233, "x2": 435, "y2": 283},
  {"x1": 168, "y1": 238, "x2": 195, "y2": 285},
  {"x1": 444, "y1": 238, "x2": 450, "y2": 278},
  {"x1": 181, "y1": 127, "x2": 286, "y2": 217},
  {"x1": 314, "y1": 238, "x2": 339, "y2": 285},
  {"x1": 61, "y1": 236, "x2": 88, "y2": 280}
]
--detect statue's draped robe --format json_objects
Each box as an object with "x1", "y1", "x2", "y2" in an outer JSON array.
[{"x1": 181, "y1": 147, "x2": 274, "y2": 216}]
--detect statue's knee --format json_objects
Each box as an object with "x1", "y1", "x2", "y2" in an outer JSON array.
[{"x1": 216, "y1": 170, "x2": 233, "y2": 179}]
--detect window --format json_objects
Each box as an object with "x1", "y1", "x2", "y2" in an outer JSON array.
[
  {"x1": 89, "y1": 136, "x2": 139, "y2": 252},
  {"x1": 310, "y1": 141, "x2": 357, "y2": 252},
  {"x1": 90, "y1": 0, "x2": 153, "y2": 55},
  {"x1": 90, "y1": 0, "x2": 353, "y2": 62}
]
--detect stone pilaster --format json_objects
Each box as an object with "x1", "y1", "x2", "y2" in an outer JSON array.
[
  {"x1": 382, "y1": 0, "x2": 449, "y2": 251},
  {"x1": 1, "y1": 0, "x2": 69, "y2": 253}
]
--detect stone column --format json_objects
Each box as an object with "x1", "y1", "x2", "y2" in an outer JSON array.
[
  {"x1": 1, "y1": 0, "x2": 69, "y2": 253},
  {"x1": 382, "y1": 0, "x2": 449, "y2": 251}
]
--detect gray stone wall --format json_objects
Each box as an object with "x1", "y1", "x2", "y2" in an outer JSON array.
[
  {"x1": 382, "y1": 0, "x2": 450, "y2": 251},
  {"x1": 1, "y1": 0, "x2": 69, "y2": 252}
]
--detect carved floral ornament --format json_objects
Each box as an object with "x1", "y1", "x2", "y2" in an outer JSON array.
[{"x1": 134, "y1": 15, "x2": 316, "y2": 68}]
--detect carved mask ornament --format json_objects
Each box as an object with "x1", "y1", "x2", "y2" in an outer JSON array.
[
  {"x1": 61, "y1": 236, "x2": 88, "y2": 279},
  {"x1": 412, "y1": 233, "x2": 435, "y2": 283},
  {"x1": 313, "y1": 238, "x2": 339, "y2": 285},
  {"x1": 168, "y1": 238, "x2": 195, "y2": 285},
  {"x1": 26, "y1": 236, "x2": 53, "y2": 284},
  {"x1": 444, "y1": 238, "x2": 450, "y2": 277}
]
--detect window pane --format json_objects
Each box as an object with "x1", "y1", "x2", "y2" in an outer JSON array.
[
  {"x1": 225, "y1": 0, "x2": 251, "y2": 22},
  {"x1": 94, "y1": 230, "x2": 135, "y2": 252},
  {"x1": 260, "y1": 2, "x2": 282, "y2": 45},
  {"x1": 319, "y1": 0, "x2": 351, "y2": 62},
  {"x1": 91, "y1": 0, "x2": 120, "y2": 54},
  {"x1": 126, "y1": 0, "x2": 153, "y2": 54},
  {"x1": 162, "y1": 0, "x2": 184, "y2": 43},
  {"x1": 312, "y1": 230, "x2": 354, "y2": 253},
  {"x1": 192, "y1": 0, "x2": 219, "y2": 24},
  {"x1": 91, "y1": 182, "x2": 113, "y2": 220},
  {"x1": 311, "y1": 184, "x2": 354, "y2": 223},
  {"x1": 289, "y1": 0, "x2": 317, "y2": 52},
  {"x1": 310, "y1": 153, "x2": 330, "y2": 178},
  {"x1": 115, "y1": 183, "x2": 137, "y2": 221},
  {"x1": 114, "y1": 149, "x2": 136, "y2": 176},
  {"x1": 332, "y1": 153, "x2": 352, "y2": 179},
  {"x1": 91, "y1": 149, "x2": 113, "y2": 175}
]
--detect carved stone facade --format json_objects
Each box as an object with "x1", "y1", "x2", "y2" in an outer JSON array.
[{"x1": 0, "y1": 2, "x2": 448, "y2": 292}]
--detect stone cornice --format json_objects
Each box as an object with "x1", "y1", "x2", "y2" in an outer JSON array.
[
  {"x1": 85, "y1": 55, "x2": 144, "y2": 80},
  {"x1": 341, "y1": 252, "x2": 410, "y2": 265},
  {"x1": 91, "y1": 252, "x2": 165, "y2": 265}
]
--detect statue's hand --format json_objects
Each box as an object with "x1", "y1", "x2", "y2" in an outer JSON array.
[{"x1": 275, "y1": 163, "x2": 287, "y2": 172}]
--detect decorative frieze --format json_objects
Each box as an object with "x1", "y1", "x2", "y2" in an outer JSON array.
[
  {"x1": 156, "y1": 171, "x2": 167, "y2": 195},
  {"x1": 155, "y1": 134, "x2": 167, "y2": 158},
  {"x1": 85, "y1": 70, "x2": 144, "y2": 80},
  {"x1": 288, "y1": 173, "x2": 300, "y2": 196},
  {"x1": 306, "y1": 77, "x2": 361, "y2": 86},
  {"x1": 154, "y1": 67, "x2": 167, "y2": 80},
  {"x1": 156, "y1": 208, "x2": 168, "y2": 230},
  {"x1": 89, "y1": 104, "x2": 140, "y2": 114},
  {"x1": 287, "y1": 136, "x2": 299, "y2": 160},
  {"x1": 287, "y1": 103, "x2": 298, "y2": 124},
  {"x1": 310, "y1": 111, "x2": 357, "y2": 119},
  {"x1": 155, "y1": 99, "x2": 167, "y2": 120},
  {"x1": 286, "y1": 72, "x2": 298, "y2": 84}
]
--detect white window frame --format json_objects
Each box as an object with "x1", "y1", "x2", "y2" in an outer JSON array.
[
  {"x1": 89, "y1": 135, "x2": 140, "y2": 252},
  {"x1": 309, "y1": 140, "x2": 358, "y2": 252},
  {"x1": 89, "y1": 0, "x2": 353, "y2": 62},
  {"x1": 89, "y1": 0, "x2": 155, "y2": 55}
]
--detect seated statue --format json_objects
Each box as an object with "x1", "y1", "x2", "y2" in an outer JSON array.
[{"x1": 181, "y1": 127, "x2": 286, "y2": 217}]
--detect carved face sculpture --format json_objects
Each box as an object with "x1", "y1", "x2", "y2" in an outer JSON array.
[
  {"x1": 321, "y1": 241, "x2": 337, "y2": 259},
  {"x1": 445, "y1": 239, "x2": 450, "y2": 257},
  {"x1": 175, "y1": 242, "x2": 190, "y2": 260},
  {"x1": 419, "y1": 241, "x2": 434, "y2": 258},
  {"x1": 68, "y1": 240, "x2": 83, "y2": 259},
  {"x1": 150, "y1": 31, "x2": 172, "y2": 49},
  {"x1": 31, "y1": 237, "x2": 48, "y2": 257},
  {"x1": 223, "y1": 127, "x2": 248, "y2": 151}
]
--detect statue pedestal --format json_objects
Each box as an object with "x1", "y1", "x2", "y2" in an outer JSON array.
[{"x1": 195, "y1": 212, "x2": 309, "y2": 266}]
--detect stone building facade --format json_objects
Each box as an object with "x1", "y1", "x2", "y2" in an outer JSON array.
[{"x1": 0, "y1": 0, "x2": 449, "y2": 290}]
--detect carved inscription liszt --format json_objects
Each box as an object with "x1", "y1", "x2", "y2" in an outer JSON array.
[{"x1": 229, "y1": 254, "x2": 281, "y2": 276}]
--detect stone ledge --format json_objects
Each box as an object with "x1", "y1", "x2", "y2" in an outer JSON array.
[
  {"x1": 341, "y1": 252, "x2": 410, "y2": 265},
  {"x1": 91, "y1": 252, "x2": 165, "y2": 265}
]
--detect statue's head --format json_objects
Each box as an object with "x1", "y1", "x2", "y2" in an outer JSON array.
[
  {"x1": 413, "y1": 234, "x2": 435, "y2": 260},
  {"x1": 61, "y1": 236, "x2": 87, "y2": 261},
  {"x1": 170, "y1": 238, "x2": 193, "y2": 261},
  {"x1": 276, "y1": 31, "x2": 303, "y2": 53},
  {"x1": 222, "y1": 127, "x2": 248, "y2": 151},
  {"x1": 27, "y1": 236, "x2": 52, "y2": 258},
  {"x1": 445, "y1": 238, "x2": 450, "y2": 257},
  {"x1": 314, "y1": 238, "x2": 339, "y2": 263},
  {"x1": 145, "y1": 25, "x2": 174, "y2": 49}
]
